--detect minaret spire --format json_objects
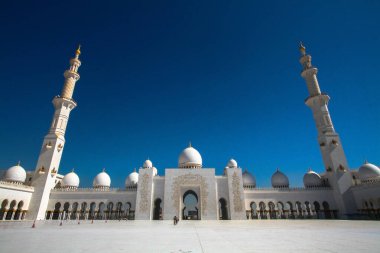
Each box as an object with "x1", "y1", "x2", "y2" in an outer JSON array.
[
  {"x1": 61, "y1": 45, "x2": 82, "y2": 99},
  {"x1": 300, "y1": 43, "x2": 343, "y2": 163},
  {"x1": 299, "y1": 42, "x2": 306, "y2": 56},
  {"x1": 299, "y1": 43, "x2": 354, "y2": 216},
  {"x1": 75, "y1": 44, "x2": 81, "y2": 59},
  {"x1": 299, "y1": 42, "x2": 321, "y2": 97},
  {"x1": 300, "y1": 44, "x2": 334, "y2": 135},
  {"x1": 27, "y1": 47, "x2": 82, "y2": 220}
]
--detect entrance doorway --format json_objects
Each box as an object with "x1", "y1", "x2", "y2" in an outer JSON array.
[
  {"x1": 182, "y1": 190, "x2": 199, "y2": 220},
  {"x1": 219, "y1": 198, "x2": 228, "y2": 220},
  {"x1": 153, "y1": 198, "x2": 162, "y2": 220}
]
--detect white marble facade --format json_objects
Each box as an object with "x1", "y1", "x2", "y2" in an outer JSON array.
[{"x1": 1, "y1": 45, "x2": 380, "y2": 222}]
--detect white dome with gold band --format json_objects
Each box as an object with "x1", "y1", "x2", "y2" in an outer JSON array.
[{"x1": 178, "y1": 144, "x2": 202, "y2": 169}]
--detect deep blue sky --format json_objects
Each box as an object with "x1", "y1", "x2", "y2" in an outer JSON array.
[{"x1": 1, "y1": 0, "x2": 379, "y2": 187}]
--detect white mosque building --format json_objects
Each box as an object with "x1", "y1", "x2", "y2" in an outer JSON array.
[{"x1": 0, "y1": 44, "x2": 379, "y2": 221}]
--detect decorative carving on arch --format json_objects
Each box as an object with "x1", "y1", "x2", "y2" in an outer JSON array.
[{"x1": 171, "y1": 174, "x2": 208, "y2": 215}]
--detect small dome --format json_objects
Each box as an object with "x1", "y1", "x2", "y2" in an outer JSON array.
[
  {"x1": 242, "y1": 169, "x2": 256, "y2": 187},
  {"x1": 62, "y1": 171, "x2": 80, "y2": 188},
  {"x1": 178, "y1": 144, "x2": 202, "y2": 169},
  {"x1": 227, "y1": 159, "x2": 238, "y2": 168},
  {"x1": 4, "y1": 163, "x2": 26, "y2": 183},
  {"x1": 358, "y1": 162, "x2": 380, "y2": 181},
  {"x1": 271, "y1": 169, "x2": 289, "y2": 188},
  {"x1": 93, "y1": 170, "x2": 111, "y2": 188},
  {"x1": 125, "y1": 170, "x2": 139, "y2": 187},
  {"x1": 303, "y1": 170, "x2": 322, "y2": 187},
  {"x1": 143, "y1": 159, "x2": 153, "y2": 168},
  {"x1": 142, "y1": 159, "x2": 158, "y2": 176}
]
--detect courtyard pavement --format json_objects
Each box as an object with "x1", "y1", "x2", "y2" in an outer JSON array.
[{"x1": 0, "y1": 220, "x2": 379, "y2": 253}]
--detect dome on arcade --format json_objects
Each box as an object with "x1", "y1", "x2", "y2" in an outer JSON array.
[
  {"x1": 143, "y1": 159, "x2": 153, "y2": 168},
  {"x1": 242, "y1": 169, "x2": 256, "y2": 187},
  {"x1": 125, "y1": 169, "x2": 139, "y2": 187},
  {"x1": 227, "y1": 159, "x2": 238, "y2": 168},
  {"x1": 271, "y1": 169, "x2": 289, "y2": 188},
  {"x1": 62, "y1": 170, "x2": 80, "y2": 188},
  {"x1": 93, "y1": 169, "x2": 111, "y2": 188},
  {"x1": 178, "y1": 144, "x2": 202, "y2": 169},
  {"x1": 142, "y1": 159, "x2": 157, "y2": 176},
  {"x1": 303, "y1": 169, "x2": 322, "y2": 188},
  {"x1": 3, "y1": 162, "x2": 26, "y2": 183},
  {"x1": 358, "y1": 161, "x2": 380, "y2": 181}
]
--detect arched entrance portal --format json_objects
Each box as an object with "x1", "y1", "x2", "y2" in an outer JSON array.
[{"x1": 182, "y1": 190, "x2": 199, "y2": 220}]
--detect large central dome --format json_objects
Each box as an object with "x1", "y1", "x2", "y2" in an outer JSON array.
[{"x1": 178, "y1": 144, "x2": 202, "y2": 169}]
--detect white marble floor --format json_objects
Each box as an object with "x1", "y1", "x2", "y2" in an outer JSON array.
[{"x1": 0, "y1": 220, "x2": 379, "y2": 253}]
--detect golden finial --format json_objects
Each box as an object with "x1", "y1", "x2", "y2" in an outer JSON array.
[
  {"x1": 71, "y1": 168, "x2": 75, "y2": 172},
  {"x1": 133, "y1": 168, "x2": 137, "y2": 172},
  {"x1": 75, "y1": 44, "x2": 81, "y2": 58},
  {"x1": 17, "y1": 161, "x2": 21, "y2": 166},
  {"x1": 189, "y1": 141, "x2": 192, "y2": 147},
  {"x1": 299, "y1": 41, "x2": 306, "y2": 56},
  {"x1": 102, "y1": 168, "x2": 106, "y2": 172}
]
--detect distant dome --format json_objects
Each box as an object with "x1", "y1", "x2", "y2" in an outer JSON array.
[
  {"x1": 93, "y1": 170, "x2": 111, "y2": 188},
  {"x1": 227, "y1": 159, "x2": 238, "y2": 168},
  {"x1": 358, "y1": 162, "x2": 380, "y2": 181},
  {"x1": 242, "y1": 169, "x2": 256, "y2": 187},
  {"x1": 142, "y1": 159, "x2": 157, "y2": 176},
  {"x1": 3, "y1": 163, "x2": 26, "y2": 183},
  {"x1": 178, "y1": 145, "x2": 202, "y2": 169},
  {"x1": 271, "y1": 169, "x2": 289, "y2": 188},
  {"x1": 62, "y1": 171, "x2": 80, "y2": 188},
  {"x1": 143, "y1": 159, "x2": 153, "y2": 168},
  {"x1": 303, "y1": 170, "x2": 322, "y2": 188},
  {"x1": 125, "y1": 170, "x2": 139, "y2": 187}
]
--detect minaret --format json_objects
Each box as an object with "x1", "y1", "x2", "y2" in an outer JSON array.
[
  {"x1": 27, "y1": 46, "x2": 81, "y2": 220},
  {"x1": 300, "y1": 43, "x2": 349, "y2": 173},
  {"x1": 299, "y1": 43, "x2": 355, "y2": 216}
]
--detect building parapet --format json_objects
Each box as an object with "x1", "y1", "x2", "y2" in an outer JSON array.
[
  {"x1": 0, "y1": 180, "x2": 34, "y2": 192},
  {"x1": 244, "y1": 186, "x2": 332, "y2": 192},
  {"x1": 52, "y1": 187, "x2": 137, "y2": 192},
  {"x1": 353, "y1": 178, "x2": 380, "y2": 187}
]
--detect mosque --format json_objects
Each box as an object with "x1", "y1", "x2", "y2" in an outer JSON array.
[{"x1": 0, "y1": 44, "x2": 379, "y2": 222}]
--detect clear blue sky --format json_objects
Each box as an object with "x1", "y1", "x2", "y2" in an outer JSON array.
[{"x1": 1, "y1": 0, "x2": 379, "y2": 187}]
